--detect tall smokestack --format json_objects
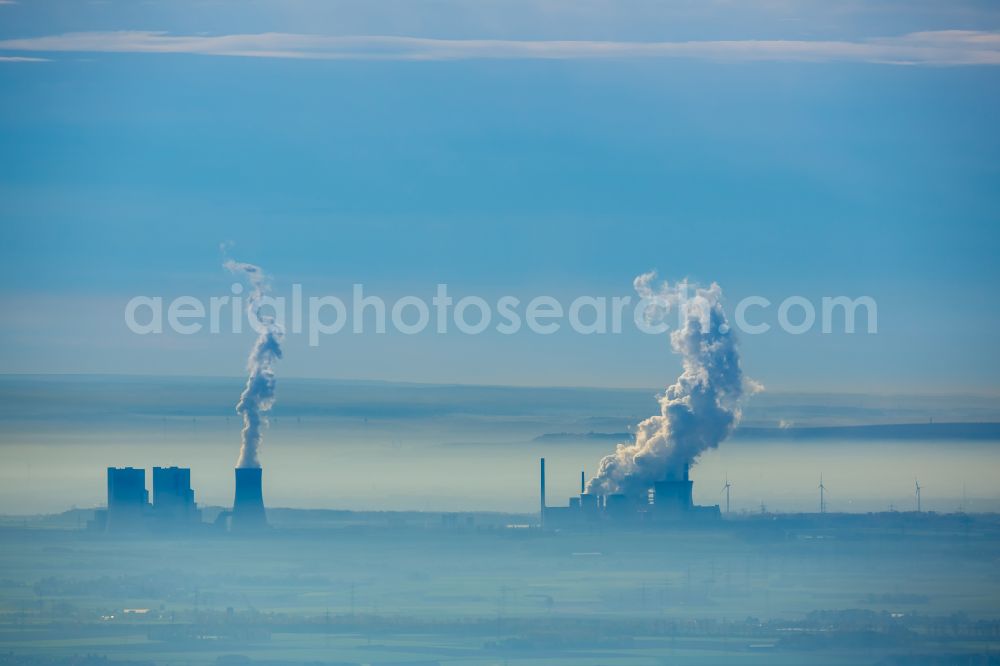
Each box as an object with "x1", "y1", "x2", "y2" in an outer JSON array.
[
  {"x1": 539, "y1": 458, "x2": 546, "y2": 527},
  {"x1": 232, "y1": 467, "x2": 266, "y2": 530},
  {"x1": 580, "y1": 470, "x2": 585, "y2": 494}
]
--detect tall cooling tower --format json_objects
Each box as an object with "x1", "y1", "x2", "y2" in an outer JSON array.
[
  {"x1": 232, "y1": 467, "x2": 267, "y2": 530},
  {"x1": 652, "y1": 463, "x2": 693, "y2": 513}
]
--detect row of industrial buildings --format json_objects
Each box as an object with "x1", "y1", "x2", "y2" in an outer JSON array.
[
  {"x1": 94, "y1": 466, "x2": 266, "y2": 532},
  {"x1": 95, "y1": 457, "x2": 719, "y2": 532}
]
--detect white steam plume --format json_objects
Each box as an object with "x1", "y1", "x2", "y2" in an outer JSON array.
[
  {"x1": 587, "y1": 272, "x2": 758, "y2": 498},
  {"x1": 225, "y1": 260, "x2": 283, "y2": 469}
]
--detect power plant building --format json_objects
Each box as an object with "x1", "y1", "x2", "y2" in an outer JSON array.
[
  {"x1": 104, "y1": 467, "x2": 150, "y2": 530},
  {"x1": 152, "y1": 466, "x2": 201, "y2": 524},
  {"x1": 651, "y1": 463, "x2": 695, "y2": 514},
  {"x1": 541, "y1": 460, "x2": 719, "y2": 527},
  {"x1": 93, "y1": 466, "x2": 205, "y2": 532}
]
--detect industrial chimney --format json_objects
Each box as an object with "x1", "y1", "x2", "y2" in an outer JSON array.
[
  {"x1": 539, "y1": 457, "x2": 546, "y2": 527},
  {"x1": 232, "y1": 467, "x2": 266, "y2": 530}
]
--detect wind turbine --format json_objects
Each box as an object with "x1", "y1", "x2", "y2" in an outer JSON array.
[
  {"x1": 915, "y1": 479, "x2": 922, "y2": 513},
  {"x1": 819, "y1": 474, "x2": 827, "y2": 514},
  {"x1": 721, "y1": 475, "x2": 732, "y2": 515}
]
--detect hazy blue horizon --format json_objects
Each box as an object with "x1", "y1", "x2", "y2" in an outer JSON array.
[{"x1": 2, "y1": 374, "x2": 997, "y2": 516}]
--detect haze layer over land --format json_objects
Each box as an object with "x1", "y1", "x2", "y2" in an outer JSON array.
[{"x1": 1, "y1": 375, "x2": 997, "y2": 515}]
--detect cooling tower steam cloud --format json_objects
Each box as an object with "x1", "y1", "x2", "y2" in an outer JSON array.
[
  {"x1": 587, "y1": 272, "x2": 758, "y2": 498},
  {"x1": 225, "y1": 260, "x2": 283, "y2": 469}
]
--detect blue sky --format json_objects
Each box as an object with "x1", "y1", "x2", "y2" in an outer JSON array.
[{"x1": 1, "y1": 0, "x2": 999, "y2": 392}]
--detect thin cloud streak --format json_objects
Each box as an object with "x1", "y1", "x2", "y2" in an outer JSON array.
[{"x1": 0, "y1": 30, "x2": 998, "y2": 65}]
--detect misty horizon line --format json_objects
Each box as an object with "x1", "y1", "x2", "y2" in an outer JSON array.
[
  {"x1": 5, "y1": 503, "x2": 998, "y2": 523},
  {"x1": 2, "y1": 372, "x2": 999, "y2": 400}
]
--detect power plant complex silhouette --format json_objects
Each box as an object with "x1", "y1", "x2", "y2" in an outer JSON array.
[
  {"x1": 92, "y1": 456, "x2": 726, "y2": 533},
  {"x1": 92, "y1": 259, "x2": 283, "y2": 533},
  {"x1": 85, "y1": 273, "x2": 774, "y2": 532},
  {"x1": 93, "y1": 466, "x2": 263, "y2": 532},
  {"x1": 540, "y1": 458, "x2": 720, "y2": 527}
]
